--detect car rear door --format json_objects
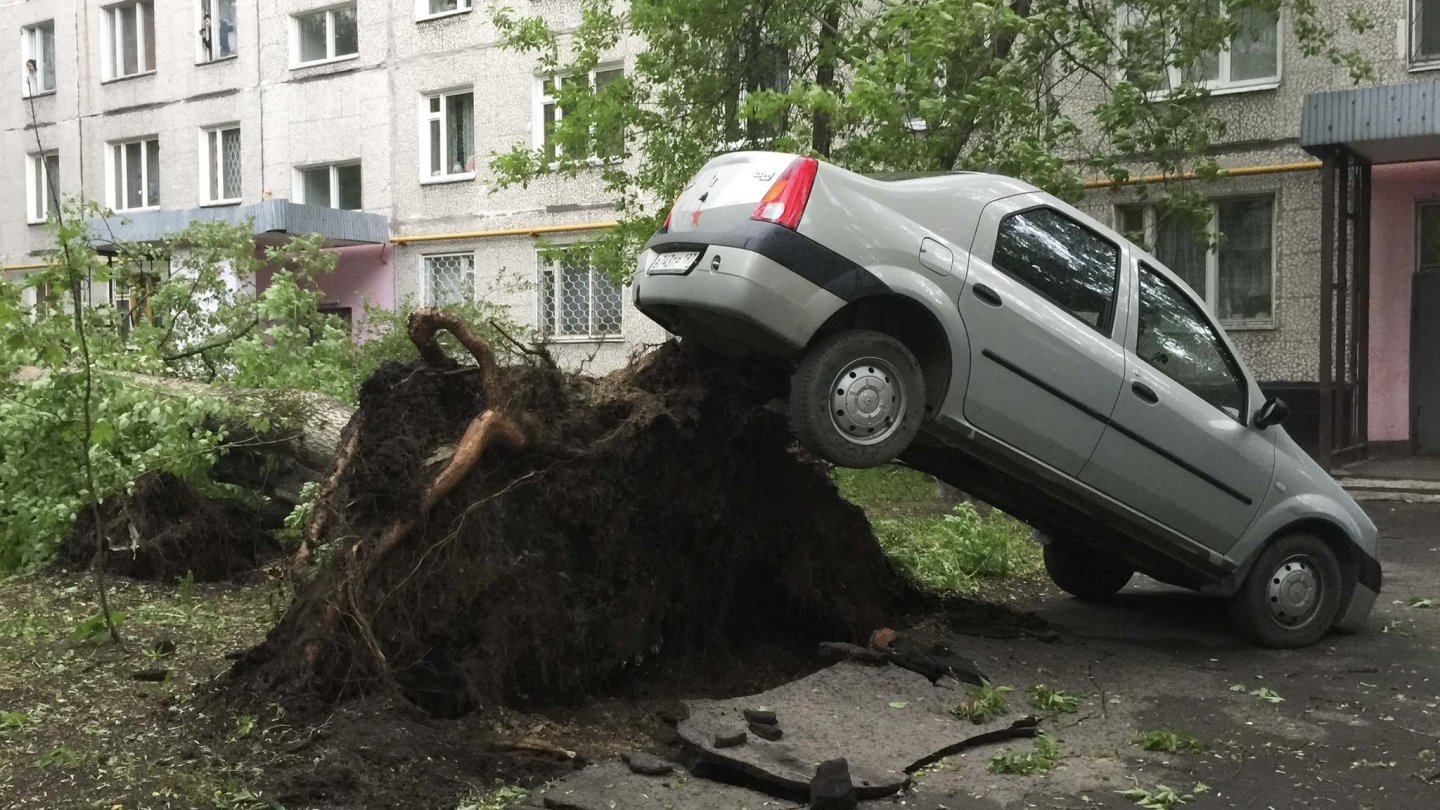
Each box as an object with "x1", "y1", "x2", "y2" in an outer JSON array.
[
  {"x1": 959, "y1": 197, "x2": 1129, "y2": 477},
  {"x1": 1079, "y1": 262, "x2": 1275, "y2": 553}
]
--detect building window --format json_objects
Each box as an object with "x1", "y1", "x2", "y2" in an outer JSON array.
[
  {"x1": 418, "y1": 0, "x2": 472, "y2": 20},
  {"x1": 21, "y1": 22, "x2": 56, "y2": 97},
  {"x1": 202, "y1": 125, "x2": 242, "y2": 204},
  {"x1": 423, "y1": 253, "x2": 474, "y2": 307},
  {"x1": 423, "y1": 90, "x2": 475, "y2": 179},
  {"x1": 1118, "y1": 196, "x2": 1275, "y2": 327},
  {"x1": 537, "y1": 67, "x2": 625, "y2": 162},
  {"x1": 1418, "y1": 202, "x2": 1440, "y2": 271},
  {"x1": 293, "y1": 4, "x2": 358, "y2": 66},
  {"x1": 105, "y1": 1, "x2": 156, "y2": 80},
  {"x1": 297, "y1": 163, "x2": 362, "y2": 210},
  {"x1": 109, "y1": 137, "x2": 161, "y2": 211},
  {"x1": 1119, "y1": 5, "x2": 1280, "y2": 92},
  {"x1": 26, "y1": 153, "x2": 59, "y2": 224},
  {"x1": 199, "y1": 0, "x2": 239, "y2": 62},
  {"x1": 1415, "y1": 0, "x2": 1440, "y2": 64},
  {"x1": 538, "y1": 250, "x2": 623, "y2": 340}
]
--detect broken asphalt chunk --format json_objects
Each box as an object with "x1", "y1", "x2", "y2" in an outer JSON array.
[
  {"x1": 714, "y1": 727, "x2": 748, "y2": 748},
  {"x1": 620, "y1": 751, "x2": 675, "y2": 776},
  {"x1": 749, "y1": 721, "x2": 783, "y2": 741},
  {"x1": 810, "y1": 758, "x2": 858, "y2": 810},
  {"x1": 742, "y1": 708, "x2": 777, "y2": 725}
]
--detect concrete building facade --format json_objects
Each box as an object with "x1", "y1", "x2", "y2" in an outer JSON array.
[{"x1": 2, "y1": 0, "x2": 663, "y2": 371}]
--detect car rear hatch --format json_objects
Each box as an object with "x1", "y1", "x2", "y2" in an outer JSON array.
[{"x1": 664, "y1": 152, "x2": 815, "y2": 236}]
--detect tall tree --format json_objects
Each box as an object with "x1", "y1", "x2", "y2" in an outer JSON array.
[{"x1": 491, "y1": 0, "x2": 1373, "y2": 273}]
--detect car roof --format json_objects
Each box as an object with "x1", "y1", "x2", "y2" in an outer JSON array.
[{"x1": 856, "y1": 169, "x2": 1041, "y2": 198}]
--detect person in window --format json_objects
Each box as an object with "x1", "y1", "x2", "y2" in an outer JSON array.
[
  {"x1": 24, "y1": 59, "x2": 38, "y2": 91},
  {"x1": 199, "y1": 14, "x2": 213, "y2": 60}
]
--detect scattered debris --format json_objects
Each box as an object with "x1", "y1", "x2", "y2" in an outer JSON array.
[
  {"x1": 714, "y1": 728, "x2": 748, "y2": 749},
  {"x1": 809, "y1": 758, "x2": 858, "y2": 810},
  {"x1": 621, "y1": 752, "x2": 674, "y2": 776},
  {"x1": 742, "y1": 708, "x2": 777, "y2": 725},
  {"x1": 749, "y1": 722, "x2": 784, "y2": 741},
  {"x1": 130, "y1": 668, "x2": 169, "y2": 683}
]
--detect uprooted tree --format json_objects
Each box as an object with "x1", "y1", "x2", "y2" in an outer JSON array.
[
  {"x1": 0, "y1": 206, "x2": 525, "y2": 575},
  {"x1": 231, "y1": 308, "x2": 924, "y2": 714}
]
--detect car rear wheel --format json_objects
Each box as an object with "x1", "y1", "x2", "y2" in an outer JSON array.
[
  {"x1": 790, "y1": 330, "x2": 925, "y2": 468},
  {"x1": 1230, "y1": 533, "x2": 1342, "y2": 648},
  {"x1": 1043, "y1": 537, "x2": 1133, "y2": 601}
]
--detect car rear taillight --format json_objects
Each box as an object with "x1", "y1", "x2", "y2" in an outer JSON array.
[
  {"x1": 751, "y1": 157, "x2": 819, "y2": 230},
  {"x1": 661, "y1": 201, "x2": 675, "y2": 232}
]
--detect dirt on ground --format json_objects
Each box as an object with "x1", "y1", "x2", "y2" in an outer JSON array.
[{"x1": 57, "y1": 471, "x2": 279, "y2": 583}]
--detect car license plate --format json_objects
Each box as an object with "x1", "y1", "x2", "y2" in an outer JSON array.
[{"x1": 649, "y1": 251, "x2": 700, "y2": 275}]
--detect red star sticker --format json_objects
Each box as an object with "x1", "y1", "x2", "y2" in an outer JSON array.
[{"x1": 690, "y1": 208, "x2": 702, "y2": 227}]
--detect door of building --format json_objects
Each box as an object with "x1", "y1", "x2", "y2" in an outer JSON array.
[{"x1": 1413, "y1": 203, "x2": 1440, "y2": 453}]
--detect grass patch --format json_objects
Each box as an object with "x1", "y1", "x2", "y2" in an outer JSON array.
[
  {"x1": 1137, "y1": 728, "x2": 1207, "y2": 753},
  {"x1": 1028, "y1": 685, "x2": 1081, "y2": 714},
  {"x1": 871, "y1": 503, "x2": 1041, "y2": 593},
  {"x1": 951, "y1": 682, "x2": 1014, "y2": 724},
  {"x1": 833, "y1": 465, "x2": 942, "y2": 517}
]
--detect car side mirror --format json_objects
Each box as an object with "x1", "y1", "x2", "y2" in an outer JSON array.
[{"x1": 1253, "y1": 397, "x2": 1289, "y2": 430}]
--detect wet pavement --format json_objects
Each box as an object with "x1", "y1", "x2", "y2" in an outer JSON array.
[{"x1": 525, "y1": 501, "x2": 1440, "y2": 809}]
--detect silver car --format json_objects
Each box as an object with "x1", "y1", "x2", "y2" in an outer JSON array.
[{"x1": 634, "y1": 151, "x2": 1379, "y2": 648}]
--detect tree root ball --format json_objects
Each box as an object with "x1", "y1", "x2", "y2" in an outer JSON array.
[
  {"x1": 232, "y1": 332, "x2": 923, "y2": 717},
  {"x1": 59, "y1": 471, "x2": 278, "y2": 582}
]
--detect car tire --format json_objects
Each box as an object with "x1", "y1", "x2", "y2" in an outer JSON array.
[
  {"x1": 791, "y1": 330, "x2": 925, "y2": 468},
  {"x1": 1230, "y1": 533, "x2": 1343, "y2": 649},
  {"x1": 1043, "y1": 538, "x2": 1133, "y2": 601}
]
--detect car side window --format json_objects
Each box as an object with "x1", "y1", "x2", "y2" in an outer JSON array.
[
  {"x1": 991, "y1": 207, "x2": 1120, "y2": 336},
  {"x1": 1136, "y1": 263, "x2": 1247, "y2": 419}
]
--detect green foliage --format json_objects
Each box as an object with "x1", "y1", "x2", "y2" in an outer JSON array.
[
  {"x1": 952, "y1": 682, "x2": 1013, "y2": 724},
  {"x1": 456, "y1": 785, "x2": 530, "y2": 810},
  {"x1": 0, "y1": 710, "x2": 27, "y2": 730},
  {"x1": 0, "y1": 206, "x2": 531, "y2": 573},
  {"x1": 35, "y1": 744, "x2": 81, "y2": 769},
  {"x1": 1408, "y1": 596, "x2": 1434, "y2": 608},
  {"x1": 1137, "y1": 728, "x2": 1207, "y2": 753},
  {"x1": 872, "y1": 503, "x2": 1040, "y2": 593},
  {"x1": 987, "y1": 732, "x2": 1060, "y2": 775},
  {"x1": 212, "y1": 787, "x2": 287, "y2": 810},
  {"x1": 1230, "y1": 684, "x2": 1283, "y2": 703},
  {"x1": 488, "y1": 0, "x2": 1375, "y2": 282},
  {"x1": 69, "y1": 610, "x2": 126, "y2": 642},
  {"x1": 1029, "y1": 684, "x2": 1081, "y2": 714},
  {"x1": 832, "y1": 465, "x2": 939, "y2": 514},
  {"x1": 1121, "y1": 782, "x2": 1208, "y2": 809}
]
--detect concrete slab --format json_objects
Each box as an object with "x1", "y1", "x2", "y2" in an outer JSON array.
[
  {"x1": 1335, "y1": 455, "x2": 1440, "y2": 481},
  {"x1": 677, "y1": 661, "x2": 1024, "y2": 799}
]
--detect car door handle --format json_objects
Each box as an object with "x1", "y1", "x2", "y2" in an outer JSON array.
[
  {"x1": 973, "y1": 284, "x2": 1003, "y2": 307},
  {"x1": 1131, "y1": 381, "x2": 1159, "y2": 405}
]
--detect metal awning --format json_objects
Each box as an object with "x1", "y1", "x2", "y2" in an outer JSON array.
[
  {"x1": 89, "y1": 199, "x2": 390, "y2": 249},
  {"x1": 1301, "y1": 79, "x2": 1440, "y2": 164}
]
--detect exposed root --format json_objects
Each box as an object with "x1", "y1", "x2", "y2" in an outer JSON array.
[{"x1": 407, "y1": 307, "x2": 501, "y2": 397}]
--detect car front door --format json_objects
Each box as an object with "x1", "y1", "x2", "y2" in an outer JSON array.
[
  {"x1": 959, "y1": 199, "x2": 1129, "y2": 476},
  {"x1": 1080, "y1": 263, "x2": 1275, "y2": 553}
]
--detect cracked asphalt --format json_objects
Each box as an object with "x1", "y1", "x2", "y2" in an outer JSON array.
[{"x1": 527, "y1": 501, "x2": 1439, "y2": 810}]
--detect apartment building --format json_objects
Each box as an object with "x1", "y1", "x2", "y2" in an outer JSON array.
[
  {"x1": 1082, "y1": 0, "x2": 1440, "y2": 466},
  {"x1": 2, "y1": 0, "x2": 664, "y2": 371}
]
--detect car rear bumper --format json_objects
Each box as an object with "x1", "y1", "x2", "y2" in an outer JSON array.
[{"x1": 634, "y1": 243, "x2": 845, "y2": 358}]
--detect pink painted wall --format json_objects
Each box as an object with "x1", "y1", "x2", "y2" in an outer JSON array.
[
  {"x1": 257, "y1": 242, "x2": 394, "y2": 325},
  {"x1": 1367, "y1": 161, "x2": 1440, "y2": 443}
]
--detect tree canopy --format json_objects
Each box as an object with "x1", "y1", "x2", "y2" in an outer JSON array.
[{"x1": 490, "y1": 0, "x2": 1373, "y2": 274}]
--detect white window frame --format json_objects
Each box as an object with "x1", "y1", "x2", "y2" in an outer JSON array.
[
  {"x1": 200, "y1": 124, "x2": 242, "y2": 205},
  {"x1": 533, "y1": 65, "x2": 626, "y2": 164},
  {"x1": 21, "y1": 21, "x2": 57, "y2": 97},
  {"x1": 25, "y1": 152, "x2": 59, "y2": 224},
  {"x1": 1116, "y1": 195, "x2": 1277, "y2": 330},
  {"x1": 420, "y1": 88, "x2": 476, "y2": 183},
  {"x1": 294, "y1": 162, "x2": 362, "y2": 209},
  {"x1": 198, "y1": 0, "x2": 240, "y2": 64},
  {"x1": 1117, "y1": 5, "x2": 1282, "y2": 96},
  {"x1": 103, "y1": 1, "x2": 156, "y2": 81},
  {"x1": 290, "y1": 3, "x2": 359, "y2": 68},
  {"x1": 536, "y1": 248, "x2": 625, "y2": 342},
  {"x1": 416, "y1": 0, "x2": 473, "y2": 22},
  {"x1": 107, "y1": 136, "x2": 160, "y2": 212},
  {"x1": 422, "y1": 252, "x2": 476, "y2": 307}
]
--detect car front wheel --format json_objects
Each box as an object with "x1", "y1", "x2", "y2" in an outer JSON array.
[
  {"x1": 1043, "y1": 537, "x2": 1133, "y2": 601},
  {"x1": 790, "y1": 330, "x2": 925, "y2": 468},
  {"x1": 1230, "y1": 533, "x2": 1343, "y2": 648}
]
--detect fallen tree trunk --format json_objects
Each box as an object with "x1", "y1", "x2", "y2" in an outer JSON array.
[
  {"x1": 15, "y1": 365, "x2": 354, "y2": 472},
  {"x1": 230, "y1": 309, "x2": 927, "y2": 716}
]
